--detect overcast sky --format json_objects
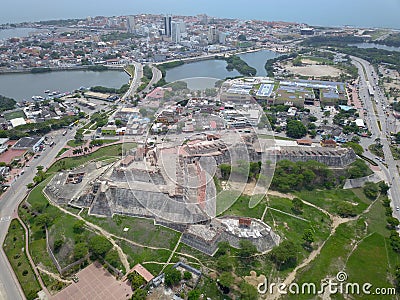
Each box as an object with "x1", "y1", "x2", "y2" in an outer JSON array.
[{"x1": 1, "y1": 0, "x2": 400, "y2": 28}]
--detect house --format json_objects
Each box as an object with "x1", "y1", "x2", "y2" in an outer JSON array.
[
  {"x1": 296, "y1": 139, "x2": 313, "y2": 146},
  {"x1": 321, "y1": 139, "x2": 337, "y2": 148},
  {"x1": 130, "y1": 264, "x2": 154, "y2": 283}
]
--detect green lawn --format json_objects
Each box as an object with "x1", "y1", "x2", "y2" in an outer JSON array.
[
  {"x1": 346, "y1": 233, "x2": 394, "y2": 291},
  {"x1": 219, "y1": 194, "x2": 267, "y2": 219},
  {"x1": 258, "y1": 134, "x2": 294, "y2": 141},
  {"x1": 216, "y1": 190, "x2": 242, "y2": 215},
  {"x1": 82, "y1": 212, "x2": 180, "y2": 249},
  {"x1": 369, "y1": 143, "x2": 384, "y2": 158},
  {"x1": 55, "y1": 148, "x2": 69, "y2": 158},
  {"x1": 390, "y1": 145, "x2": 400, "y2": 160},
  {"x1": 4, "y1": 110, "x2": 25, "y2": 120},
  {"x1": 118, "y1": 240, "x2": 172, "y2": 271},
  {"x1": 264, "y1": 196, "x2": 331, "y2": 246},
  {"x1": 66, "y1": 140, "x2": 85, "y2": 147},
  {"x1": 285, "y1": 220, "x2": 366, "y2": 300},
  {"x1": 295, "y1": 189, "x2": 369, "y2": 216},
  {"x1": 3, "y1": 219, "x2": 41, "y2": 300},
  {"x1": 286, "y1": 193, "x2": 397, "y2": 300},
  {"x1": 47, "y1": 143, "x2": 136, "y2": 173}
]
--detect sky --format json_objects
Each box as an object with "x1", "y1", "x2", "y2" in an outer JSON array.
[{"x1": 1, "y1": 0, "x2": 400, "y2": 29}]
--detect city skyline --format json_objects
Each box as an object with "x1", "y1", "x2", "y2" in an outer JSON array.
[{"x1": 1, "y1": 0, "x2": 400, "y2": 29}]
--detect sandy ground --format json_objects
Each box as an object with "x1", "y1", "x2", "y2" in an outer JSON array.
[{"x1": 286, "y1": 65, "x2": 342, "y2": 77}]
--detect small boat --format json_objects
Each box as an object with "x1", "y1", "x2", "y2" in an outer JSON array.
[{"x1": 44, "y1": 90, "x2": 50, "y2": 93}]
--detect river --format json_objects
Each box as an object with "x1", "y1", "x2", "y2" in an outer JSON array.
[
  {"x1": 0, "y1": 70, "x2": 129, "y2": 101},
  {"x1": 0, "y1": 27, "x2": 49, "y2": 40},
  {"x1": 349, "y1": 43, "x2": 400, "y2": 53},
  {"x1": 165, "y1": 49, "x2": 280, "y2": 89}
]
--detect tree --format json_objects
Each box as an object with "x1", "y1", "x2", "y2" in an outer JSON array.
[
  {"x1": 219, "y1": 164, "x2": 231, "y2": 180},
  {"x1": 164, "y1": 267, "x2": 181, "y2": 287},
  {"x1": 0, "y1": 95, "x2": 16, "y2": 112},
  {"x1": 131, "y1": 289, "x2": 146, "y2": 300},
  {"x1": 128, "y1": 272, "x2": 146, "y2": 290},
  {"x1": 183, "y1": 271, "x2": 192, "y2": 280},
  {"x1": 286, "y1": 120, "x2": 307, "y2": 138},
  {"x1": 345, "y1": 142, "x2": 364, "y2": 156},
  {"x1": 215, "y1": 241, "x2": 230, "y2": 256},
  {"x1": 387, "y1": 217, "x2": 400, "y2": 230},
  {"x1": 363, "y1": 182, "x2": 379, "y2": 199},
  {"x1": 73, "y1": 220, "x2": 85, "y2": 234},
  {"x1": 395, "y1": 132, "x2": 400, "y2": 144},
  {"x1": 187, "y1": 289, "x2": 201, "y2": 300},
  {"x1": 379, "y1": 182, "x2": 390, "y2": 195},
  {"x1": 238, "y1": 34, "x2": 247, "y2": 41},
  {"x1": 238, "y1": 240, "x2": 257, "y2": 259},
  {"x1": 218, "y1": 272, "x2": 234, "y2": 289},
  {"x1": 347, "y1": 159, "x2": 371, "y2": 179},
  {"x1": 292, "y1": 198, "x2": 304, "y2": 214},
  {"x1": 88, "y1": 235, "x2": 112, "y2": 258},
  {"x1": 302, "y1": 229, "x2": 315, "y2": 248},
  {"x1": 308, "y1": 116, "x2": 318, "y2": 122},
  {"x1": 239, "y1": 281, "x2": 258, "y2": 300},
  {"x1": 105, "y1": 249, "x2": 122, "y2": 269},
  {"x1": 35, "y1": 213, "x2": 53, "y2": 227},
  {"x1": 336, "y1": 202, "x2": 357, "y2": 217},
  {"x1": 351, "y1": 135, "x2": 361, "y2": 143},
  {"x1": 74, "y1": 243, "x2": 88, "y2": 260},
  {"x1": 292, "y1": 56, "x2": 303, "y2": 66},
  {"x1": 269, "y1": 240, "x2": 298, "y2": 270},
  {"x1": 53, "y1": 239, "x2": 63, "y2": 253},
  {"x1": 217, "y1": 255, "x2": 233, "y2": 272}
]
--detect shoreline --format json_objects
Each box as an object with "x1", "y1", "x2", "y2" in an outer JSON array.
[
  {"x1": 0, "y1": 65, "x2": 125, "y2": 75},
  {"x1": 0, "y1": 47, "x2": 286, "y2": 76}
]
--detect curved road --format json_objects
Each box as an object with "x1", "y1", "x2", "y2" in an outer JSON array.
[
  {"x1": 121, "y1": 61, "x2": 143, "y2": 101},
  {"x1": 0, "y1": 129, "x2": 76, "y2": 300}
]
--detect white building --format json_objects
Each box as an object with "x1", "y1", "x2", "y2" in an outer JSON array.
[{"x1": 126, "y1": 16, "x2": 135, "y2": 33}]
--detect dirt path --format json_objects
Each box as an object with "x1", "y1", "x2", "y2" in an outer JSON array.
[
  {"x1": 37, "y1": 265, "x2": 72, "y2": 284},
  {"x1": 17, "y1": 217, "x2": 51, "y2": 297},
  {"x1": 265, "y1": 192, "x2": 380, "y2": 300},
  {"x1": 162, "y1": 235, "x2": 182, "y2": 272},
  {"x1": 266, "y1": 216, "x2": 352, "y2": 300}
]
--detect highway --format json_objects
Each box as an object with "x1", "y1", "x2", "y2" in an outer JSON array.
[
  {"x1": 0, "y1": 128, "x2": 76, "y2": 300},
  {"x1": 142, "y1": 65, "x2": 162, "y2": 93},
  {"x1": 121, "y1": 62, "x2": 143, "y2": 101},
  {"x1": 352, "y1": 56, "x2": 400, "y2": 219}
]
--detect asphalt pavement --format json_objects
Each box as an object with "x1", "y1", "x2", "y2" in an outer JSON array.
[
  {"x1": 352, "y1": 56, "x2": 400, "y2": 218},
  {"x1": 0, "y1": 128, "x2": 76, "y2": 300}
]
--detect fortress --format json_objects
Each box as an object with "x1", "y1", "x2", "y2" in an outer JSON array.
[{"x1": 45, "y1": 131, "x2": 356, "y2": 255}]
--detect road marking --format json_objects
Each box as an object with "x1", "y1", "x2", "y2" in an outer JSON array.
[{"x1": 0, "y1": 216, "x2": 11, "y2": 223}]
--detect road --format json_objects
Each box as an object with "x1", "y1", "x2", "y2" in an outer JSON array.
[
  {"x1": 121, "y1": 62, "x2": 143, "y2": 101},
  {"x1": 0, "y1": 128, "x2": 76, "y2": 300},
  {"x1": 352, "y1": 56, "x2": 400, "y2": 219},
  {"x1": 143, "y1": 65, "x2": 163, "y2": 93}
]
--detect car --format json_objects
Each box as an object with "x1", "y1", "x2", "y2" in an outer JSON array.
[{"x1": 396, "y1": 206, "x2": 399, "y2": 211}]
